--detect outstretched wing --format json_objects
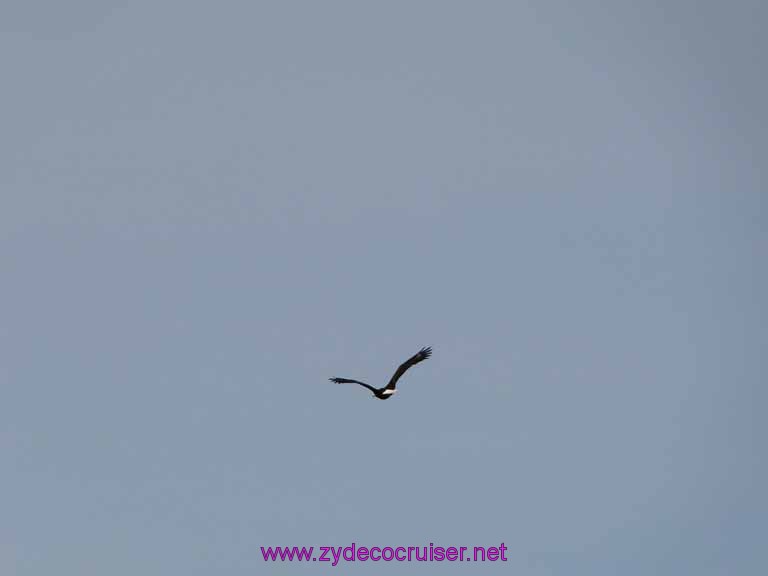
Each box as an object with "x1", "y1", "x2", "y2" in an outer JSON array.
[
  {"x1": 329, "y1": 377, "x2": 377, "y2": 394},
  {"x1": 385, "y1": 346, "x2": 432, "y2": 391}
]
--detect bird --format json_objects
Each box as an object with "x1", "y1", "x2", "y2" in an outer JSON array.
[{"x1": 329, "y1": 346, "x2": 432, "y2": 400}]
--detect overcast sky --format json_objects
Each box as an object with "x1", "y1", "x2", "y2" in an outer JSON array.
[{"x1": 2, "y1": 2, "x2": 766, "y2": 575}]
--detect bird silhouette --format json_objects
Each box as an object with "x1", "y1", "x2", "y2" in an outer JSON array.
[{"x1": 329, "y1": 347, "x2": 432, "y2": 400}]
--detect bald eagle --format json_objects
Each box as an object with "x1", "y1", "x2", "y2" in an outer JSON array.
[{"x1": 329, "y1": 346, "x2": 432, "y2": 400}]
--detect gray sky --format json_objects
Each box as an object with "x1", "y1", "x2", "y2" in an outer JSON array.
[{"x1": 2, "y1": 2, "x2": 766, "y2": 575}]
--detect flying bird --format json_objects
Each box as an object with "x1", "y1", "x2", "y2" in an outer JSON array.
[{"x1": 329, "y1": 346, "x2": 432, "y2": 400}]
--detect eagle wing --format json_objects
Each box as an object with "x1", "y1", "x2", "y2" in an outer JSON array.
[
  {"x1": 329, "y1": 378, "x2": 378, "y2": 394},
  {"x1": 384, "y1": 346, "x2": 432, "y2": 391}
]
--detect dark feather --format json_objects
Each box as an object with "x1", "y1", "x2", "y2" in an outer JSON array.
[
  {"x1": 384, "y1": 346, "x2": 432, "y2": 391},
  {"x1": 328, "y1": 377, "x2": 377, "y2": 394}
]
